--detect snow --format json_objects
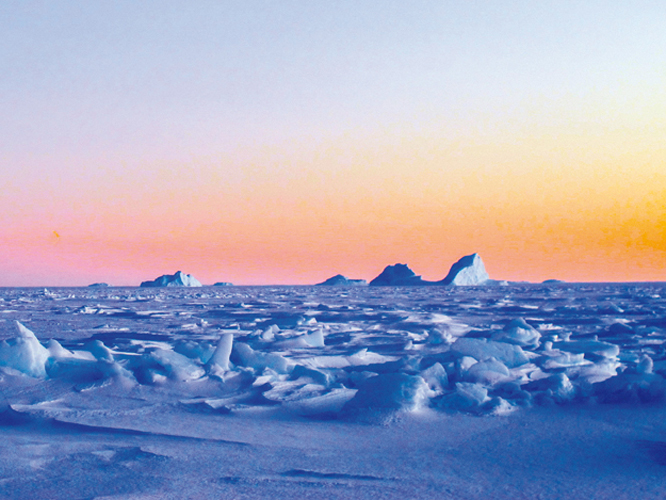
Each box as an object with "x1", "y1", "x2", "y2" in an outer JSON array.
[{"x1": 1, "y1": 283, "x2": 666, "y2": 498}]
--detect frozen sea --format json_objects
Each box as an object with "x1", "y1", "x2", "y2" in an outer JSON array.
[{"x1": 1, "y1": 283, "x2": 666, "y2": 499}]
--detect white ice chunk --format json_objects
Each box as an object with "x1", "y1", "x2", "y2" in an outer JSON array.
[
  {"x1": 465, "y1": 357, "x2": 512, "y2": 386},
  {"x1": 342, "y1": 373, "x2": 430, "y2": 419},
  {"x1": 552, "y1": 340, "x2": 620, "y2": 358},
  {"x1": 174, "y1": 340, "x2": 216, "y2": 364},
  {"x1": 523, "y1": 373, "x2": 575, "y2": 403},
  {"x1": 492, "y1": 318, "x2": 541, "y2": 349},
  {"x1": 291, "y1": 364, "x2": 333, "y2": 386},
  {"x1": 437, "y1": 382, "x2": 490, "y2": 412},
  {"x1": 303, "y1": 328, "x2": 325, "y2": 348},
  {"x1": 233, "y1": 342, "x2": 294, "y2": 374},
  {"x1": 537, "y1": 349, "x2": 591, "y2": 370},
  {"x1": 85, "y1": 340, "x2": 114, "y2": 362},
  {"x1": 261, "y1": 324, "x2": 279, "y2": 341},
  {"x1": 46, "y1": 339, "x2": 76, "y2": 359},
  {"x1": 300, "y1": 349, "x2": 397, "y2": 369},
  {"x1": 420, "y1": 362, "x2": 449, "y2": 394},
  {"x1": 456, "y1": 356, "x2": 478, "y2": 379},
  {"x1": 573, "y1": 358, "x2": 621, "y2": 384},
  {"x1": 0, "y1": 321, "x2": 50, "y2": 378},
  {"x1": 207, "y1": 333, "x2": 234, "y2": 372},
  {"x1": 284, "y1": 388, "x2": 357, "y2": 417},
  {"x1": 149, "y1": 349, "x2": 206, "y2": 381},
  {"x1": 451, "y1": 337, "x2": 529, "y2": 368}
]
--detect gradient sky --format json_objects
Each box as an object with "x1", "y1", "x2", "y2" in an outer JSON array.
[{"x1": 1, "y1": 1, "x2": 665, "y2": 286}]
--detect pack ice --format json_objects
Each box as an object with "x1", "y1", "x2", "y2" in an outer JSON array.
[
  {"x1": 2, "y1": 284, "x2": 666, "y2": 498},
  {"x1": 2, "y1": 283, "x2": 665, "y2": 420}
]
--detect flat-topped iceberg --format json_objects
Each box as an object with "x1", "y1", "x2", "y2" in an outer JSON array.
[{"x1": 140, "y1": 271, "x2": 202, "y2": 287}]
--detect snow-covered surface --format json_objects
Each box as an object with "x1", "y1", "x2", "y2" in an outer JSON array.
[
  {"x1": 1, "y1": 283, "x2": 666, "y2": 498},
  {"x1": 140, "y1": 271, "x2": 202, "y2": 287}
]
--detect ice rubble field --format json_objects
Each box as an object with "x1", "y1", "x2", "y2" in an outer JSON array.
[{"x1": 2, "y1": 284, "x2": 666, "y2": 499}]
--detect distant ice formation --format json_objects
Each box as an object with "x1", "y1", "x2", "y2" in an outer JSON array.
[
  {"x1": 438, "y1": 253, "x2": 490, "y2": 286},
  {"x1": 213, "y1": 282, "x2": 233, "y2": 287},
  {"x1": 369, "y1": 264, "x2": 425, "y2": 286},
  {"x1": 140, "y1": 271, "x2": 202, "y2": 287},
  {"x1": 316, "y1": 274, "x2": 368, "y2": 286},
  {"x1": 87, "y1": 282, "x2": 109, "y2": 288},
  {"x1": 369, "y1": 253, "x2": 491, "y2": 286}
]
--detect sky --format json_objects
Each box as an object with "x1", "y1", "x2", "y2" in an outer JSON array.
[{"x1": 1, "y1": 1, "x2": 665, "y2": 286}]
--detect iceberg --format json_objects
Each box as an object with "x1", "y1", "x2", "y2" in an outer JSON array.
[
  {"x1": 316, "y1": 274, "x2": 367, "y2": 286},
  {"x1": 369, "y1": 264, "x2": 425, "y2": 286},
  {"x1": 140, "y1": 271, "x2": 202, "y2": 287},
  {"x1": 438, "y1": 253, "x2": 490, "y2": 286},
  {"x1": 369, "y1": 253, "x2": 492, "y2": 286}
]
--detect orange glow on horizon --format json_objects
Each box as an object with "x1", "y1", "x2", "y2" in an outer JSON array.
[{"x1": 3, "y1": 97, "x2": 665, "y2": 287}]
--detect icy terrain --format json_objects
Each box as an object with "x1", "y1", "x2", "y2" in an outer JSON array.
[{"x1": 1, "y1": 283, "x2": 666, "y2": 499}]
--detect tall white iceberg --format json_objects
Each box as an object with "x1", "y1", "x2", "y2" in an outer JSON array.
[{"x1": 439, "y1": 253, "x2": 490, "y2": 286}]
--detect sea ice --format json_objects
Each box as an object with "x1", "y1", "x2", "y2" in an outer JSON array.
[
  {"x1": 206, "y1": 333, "x2": 234, "y2": 372},
  {"x1": 451, "y1": 337, "x2": 530, "y2": 368},
  {"x1": 0, "y1": 321, "x2": 50, "y2": 378},
  {"x1": 492, "y1": 318, "x2": 541, "y2": 348},
  {"x1": 341, "y1": 372, "x2": 430, "y2": 420}
]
